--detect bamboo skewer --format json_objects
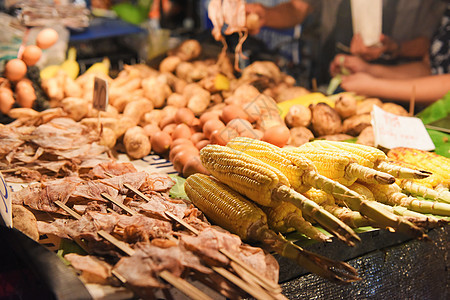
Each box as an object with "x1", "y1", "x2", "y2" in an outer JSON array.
[
  {"x1": 102, "y1": 172, "x2": 283, "y2": 298},
  {"x1": 103, "y1": 173, "x2": 282, "y2": 297},
  {"x1": 54, "y1": 198, "x2": 213, "y2": 300},
  {"x1": 100, "y1": 192, "x2": 137, "y2": 216},
  {"x1": 55, "y1": 200, "x2": 82, "y2": 219},
  {"x1": 123, "y1": 177, "x2": 280, "y2": 292}
]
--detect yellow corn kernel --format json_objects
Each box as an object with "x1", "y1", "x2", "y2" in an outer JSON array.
[
  {"x1": 286, "y1": 147, "x2": 395, "y2": 186},
  {"x1": 200, "y1": 144, "x2": 290, "y2": 207},
  {"x1": 302, "y1": 188, "x2": 335, "y2": 206},
  {"x1": 387, "y1": 147, "x2": 450, "y2": 182},
  {"x1": 184, "y1": 174, "x2": 266, "y2": 241},
  {"x1": 301, "y1": 140, "x2": 385, "y2": 167},
  {"x1": 262, "y1": 202, "x2": 331, "y2": 242},
  {"x1": 227, "y1": 137, "x2": 315, "y2": 193}
]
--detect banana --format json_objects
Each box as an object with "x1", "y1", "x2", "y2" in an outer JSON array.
[
  {"x1": 60, "y1": 47, "x2": 79, "y2": 80},
  {"x1": 39, "y1": 47, "x2": 80, "y2": 80},
  {"x1": 85, "y1": 57, "x2": 110, "y2": 75},
  {"x1": 40, "y1": 64, "x2": 61, "y2": 80}
]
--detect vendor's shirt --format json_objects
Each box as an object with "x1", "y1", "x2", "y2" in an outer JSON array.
[
  {"x1": 302, "y1": 0, "x2": 446, "y2": 84},
  {"x1": 430, "y1": 4, "x2": 450, "y2": 75}
]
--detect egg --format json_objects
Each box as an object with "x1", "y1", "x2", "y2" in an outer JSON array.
[
  {"x1": 262, "y1": 125, "x2": 291, "y2": 147},
  {"x1": 210, "y1": 128, "x2": 239, "y2": 146},
  {"x1": 202, "y1": 119, "x2": 225, "y2": 139},
  {"x1": 174, "y1": 107, "x2": 195, "y2": 125},
  {"x1": 5, "y1": 59, "x2": 27, "y2": 82},
  {"x1": 36, "y1": 28, "x2": 59, "y2": 49},
  {"x1": 221, "y1": 104, "x2": 249, "y2": 124},
  {"x1": 21, "y1": 45, "x2": 42, "y2": 66},
  {"x1": 150, "y1": 131, "x2": 172, "y2": 154},
  {"x1": 0, "y1": 88, "x2": 15, "y2": 114},
  {"x1": 199, "y1": 111, "x2": 221, "y2": 127},
  {"x1": 172, "y1": 123, "x2": 192, "y2": 140}
]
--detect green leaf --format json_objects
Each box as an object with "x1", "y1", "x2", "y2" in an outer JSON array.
[
  {"x1": 426, "y1": 129, "x2": 450, "y2": 158},
  {"x1": 112, "y1": 3, "x2": 148, "y2": 25},
  {"x1": 169, "y1": 175, "x2": 189, "y2": 200},
  {"x1": 416, "y1": 91, "x2": 450, "y2": 125}
]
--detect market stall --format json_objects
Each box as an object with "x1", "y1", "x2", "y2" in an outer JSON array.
[{"x1": 0, "y1": 1, "x2": 449, "y2": 299}]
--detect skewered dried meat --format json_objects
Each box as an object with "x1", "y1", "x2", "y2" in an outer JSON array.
[
  {"x1": 113, "y1": 243, "x2": 212, "y2": 293},
  {"x1": 12, "y1": 176, "x2": 84, "y2": 213},
  {"x1": 64, "y1": 253, "x2": 113, "y2": 285},
  {"x1": 0, "y1": 126, "x2": 25, "y2": 158},
  {"x1": 180, "y1": 227, "x2": 278, "y2": 283},
  {"x1": 129, "y1": 193, "x2": 188, "y2": 221},
  {"x1": 30, "y1": 118, "x2": 92, "y2": 150},
  {"x1": 90, "y1": 162, "x2": 138, "y2": 179},
  {"x1": 11, "y1": 165, "x2": 282, "y2": 298},
  {"x1": 141, "y1": 173, "x2": 175, "y2": 192},
  {"x1": 1, "y1": 117, "x2": 113, "y2": 182}
]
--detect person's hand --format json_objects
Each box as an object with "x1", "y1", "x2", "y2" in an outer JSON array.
[
  {"x1": 245, "y1": 3, "x2": 267, "y2": 34},
  {"x1": 350, "y1": 34, "x2": 388, "y2": 61},
  {"x1": 379, "y1": 34, "x2": 399, "y2": 57},
  {"x1": 340, "y1": 72, "x2": 377, "y2": 94},
  {"x1": 329, "y1": 54, "x2": 369, "y2": 76}
]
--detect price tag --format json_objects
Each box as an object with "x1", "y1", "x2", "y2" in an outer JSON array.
[
  {"x1": 93, "y1": 77, "x2": 108, "y2": 111},
  {"x1": 0, "y1": 172, "x2": 12, "y2": 228},
  {"x1": 371, "y1": 105, "x2": 435, "y2": 151}
]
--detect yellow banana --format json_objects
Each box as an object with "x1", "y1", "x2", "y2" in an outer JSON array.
[
  {"x1": 60, "y1": 47, "x2": 79, "y2": 80},
  {"x1": 85, "y1": 57, "x2": 110, "y2": 75},
  {"x1": 40, "y1": 64, "x2": 61, "y2": 80}
]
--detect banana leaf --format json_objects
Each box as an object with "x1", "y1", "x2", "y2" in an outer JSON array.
[{"x1": 416, "y1": 91, "x2": 450, "y2": 158}]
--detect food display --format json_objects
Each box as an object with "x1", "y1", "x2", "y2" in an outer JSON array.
[{"x1": 1, "y1": 7, "x2": 449, "y2": 298}]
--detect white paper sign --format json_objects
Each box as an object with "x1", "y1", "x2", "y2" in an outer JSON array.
[
  {"x1": 371, "y1": 105, "x2": 435, "y2": 151},
  {"x1": 351, "y1": 0, "x2": 382, "y2": 46},
  {"x1": 0, "y1": 172, "x2": 12, "y2": 227}
]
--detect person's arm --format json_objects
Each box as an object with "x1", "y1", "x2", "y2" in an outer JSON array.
[
  {"x1": 330, "y1": 54, "x2": 431, "y2": 79},
  {"x1": 365, "y1": 61, "x2": 431, "y2": 79},
  {"x1": 245, "y1": 0, "x2": 312, "y2": 34},
  {"x1": 350, "y1": 34, "x2": 430, "y2": 61},
  {"x1": 394, "y1": 36, "x2": 430, "y2": 59},
  {"x1": 340, "y1": 73, "x2": 450, "y2": 104}
]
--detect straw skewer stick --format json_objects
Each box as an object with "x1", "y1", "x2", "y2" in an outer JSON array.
[
  {"x1": 54, "y1": 198, "x2": 213, "y2": 300},
  {"x1": 103, "y1": 172, "x2": 282, "y2": 297},
  {"x1": 55, "y1": 200, "x2": 82, "y2": 219},
  {"x1": 159, "y1": 271, "x2": 213, "y2": 300},
  {"x1": 230, "y1": 261, "x2": 286, "y2": 299},
  {"x1": 212, "y1": 267, "x2": 274, "y2": 300},
  {"x1": 100, "y1": 192, "x2": 137, "y2": 216},
  {"x1": 220, "y1": 248, "x2": 281, "y2": 291},
  {"x1": 409, "y1": 85, "x2": 416, "y2": 116},
  {"x1": 165, "y1": 211, "x2": 200, "y2": 235},
  {"x1": 114, "y1": 173, "x2": 281, "y2": 293}
]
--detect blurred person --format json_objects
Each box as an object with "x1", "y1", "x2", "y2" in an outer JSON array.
[
  {"x1": 329, "y1": 2, "x2": 450, "y2": 105},
  {"x1": 245, "y1": 0, "x2": 446, "y2": 84}
]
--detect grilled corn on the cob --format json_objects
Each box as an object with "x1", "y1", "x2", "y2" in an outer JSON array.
[
  {"x1": 223, "y1": 138, "x2": 425, "y2": 239},
  {"x1": 200, "y1": 144, "x2": 360, "y2": 246},
  {"x1": 361, "y1": 182, "x2": 450, "y2": 217},
  {"x1": 287, "y1": 147, "x2": 395, "y2": 185},
  {"x1": 185, "y1": 174, "x2": 360, "y2": 283},
  {"x1": 387, "y1": 147, "x2": 450, "y2": 182},
  {"x1": 301, "y1": 141, "x2": 431, "y2": 179},
  {"x1": 302, "y1": 188, "x2": 373, "y2": 228},
  {"x1": 262, "y1": 202, "x2": 331, "y2": 242},
  {"x1": 348, "y1": 182, "x2": 444, "y2": 228}
]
